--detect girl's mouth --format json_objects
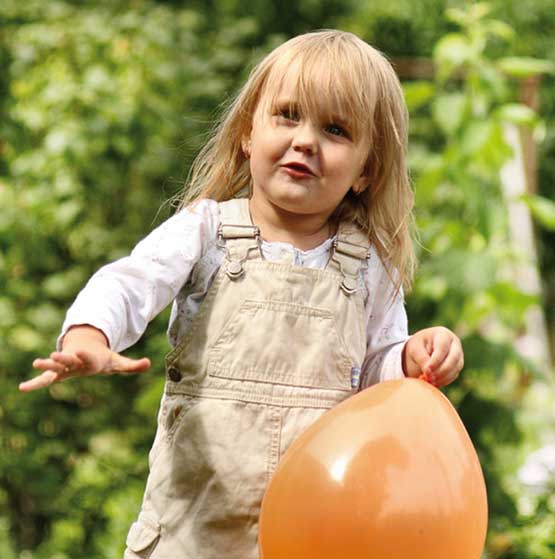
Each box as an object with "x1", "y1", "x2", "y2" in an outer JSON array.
[{"x1": 281, "y1": 162, "x2": 316, "y2": 178}]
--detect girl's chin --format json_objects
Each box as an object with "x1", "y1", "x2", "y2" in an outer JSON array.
[
  {"x1": 267, "y1": 191, "x2": 315, "y2": 214},
  {"x1": 250, "y1": 179, "x2": 335, "y2": 217},
  {"x1": 253, "y1": 181, "x2": 307, "y2": 201}
]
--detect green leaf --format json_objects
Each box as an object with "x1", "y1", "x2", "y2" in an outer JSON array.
[
  {"x1": 42, "y1": 267, "x2": 88, "y2": 298},
  {"x1": 134, "y1": 375, "x2": 165, "y2": 419},
  {"x1": 48, "y1": 518, "x2": 85, "y2": 550},
  {"x1": 446, "y1": 4, "x2": 493, "y2": 27},
  {"x1": 432, "y1": 92, "x2": 467, "y2": 134},
  {"x1": 497, "y1": 57, "x2": 555, "y2": 78},
  {"x1": 520, "y1": 194, "x2": 555, "y2": 231},
  {"x1": 496, "y1": 103, "x2": 538, "y2": 126},
  {"x1": 423, "y1": 249, "x2": 498, "y2": 295},
  {"x1": 54, "y1": 200, "x2": 82, "y2": 228},
  {"x1": 433, "y1": 33, "x2": 473, "y2": 69},
  {"x1": 412, "y1": 154, "x2": 445, "y2": 206},
  {"x1": 483, "y1": 19, "x2": 514, "y2": 41},
  {"x1": 468, "y1": 2, "x2": 494, "y2": 22},
  {"x1": 25, "y1": 303, "x2": 63, "y2": 332},
  {"x1": 402, "y1": 81, "x2": 435, "y2": 112},
  {"x1": 445, "y1": 8, "x2": 470, "y2": 26},
  {"x1": 460, "y1": 120, "x2": 494, "y2": 154},
  {"x1": 0, "y1": 298, "x2": 16, "y2": 328},
  {"x1": 0, "y1": 517, "x2": 17, "y2": 559},
  {"x1": 9, "y1": 325, "x2": 45, "y2": 351},
  {"x1": 416, "y1": 275, "x2": 448, "y2": 301}
]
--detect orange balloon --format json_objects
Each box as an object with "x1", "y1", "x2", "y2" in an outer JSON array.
[{"x1": 259, "y1": 378, "x2": 487, "y2": 559}]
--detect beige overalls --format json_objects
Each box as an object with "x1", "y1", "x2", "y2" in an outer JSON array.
[{"x1": 124, "y1": 199, "x2": 370, "y2": 559}]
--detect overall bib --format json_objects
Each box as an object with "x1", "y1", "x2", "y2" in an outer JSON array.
[{"x1": 124, "y1": 199, "x2": 370, "y2": 559}]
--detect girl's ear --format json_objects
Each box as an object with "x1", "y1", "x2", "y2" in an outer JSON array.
[
  {"x1": 352, "y1": 168, "x2": 370, "y2": 194},
  {"x1": 241, "y1": 137, "x2": 251, "y2": 159}
]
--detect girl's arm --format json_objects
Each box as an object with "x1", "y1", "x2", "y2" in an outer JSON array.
[
  {"x1": 358, "y1": 250, "x2": 463, "y2": 389},
  {"x1": 358, "y1": 260, "x2": 409, "y2": 390},
  {"x1": 20, "y1": 199, "x2": 219, "y2": 392},
  {"x1": 59, "y1": 199, "x2": 218, "y2": 353}
]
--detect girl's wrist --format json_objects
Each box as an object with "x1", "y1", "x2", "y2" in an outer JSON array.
[{"x1": 62, "y1": 324, "x2": 109, "y2": 351}]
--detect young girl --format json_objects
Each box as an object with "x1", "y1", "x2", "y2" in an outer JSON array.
[{"x1": 21, "y1": 30, "x2": 463, "y2": 558}]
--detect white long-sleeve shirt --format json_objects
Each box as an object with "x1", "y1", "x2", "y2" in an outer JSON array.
[{"x1": 60, "y1": 199, "x2": 408, "y2": 389}]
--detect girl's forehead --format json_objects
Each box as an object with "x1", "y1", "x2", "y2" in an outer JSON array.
[{"x1": 259, "y1": 63, "x2": 356, "y2": 120}]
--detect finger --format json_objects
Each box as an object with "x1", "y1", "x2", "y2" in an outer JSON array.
[
  {"x1": 407, "y1": 342, "x2": 433, "y2": 373},
  {"x1": 433, "y1": 354, "x2": 464, "y2": 387},
  {"x1": 110, "y1": 356, "x2": 151, "y2": 374},
  {"x1": 50, "y1": 352, "x2": 85, "y2": 370},
  {"x1": 73, "y1": 350, "x2": 102, "y2": 374},
  {"x1": 426, "y1": 336, "x2": 453, "y2": 374},
  {"x1": 19, "y1": 370, "x2": 60, "y2": 392},
  {"x1": 33, "y1": 357, "x2": 66, "y2": 374}
]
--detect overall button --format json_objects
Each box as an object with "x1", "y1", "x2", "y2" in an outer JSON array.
[
  {"x1": 226, "y1": 260, "x2": 244, "y2": 279},
  {"x1": 168, "y1": 367, "x2": 182, "y2": 382},
  {"x1": 340, "y1": 276, "x2": 358, "y2": 294}
]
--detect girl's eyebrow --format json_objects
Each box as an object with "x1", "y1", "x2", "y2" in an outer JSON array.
[
  {"x1": 273, "y1": 97, "x2": 299, "y2": 108},
  {"x1": 273, "y1": 99, "x2": 349, "y2": 124},
  {"x1": 329, "y1": 114, "x2": 349, "y2": 126}
]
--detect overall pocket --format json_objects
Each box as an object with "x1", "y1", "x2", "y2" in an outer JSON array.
[
  {"x1": 207, "y1": 299, "x2": 352, "y2": 391},
  {"x1": 124, "y1": 514, "x2": 161, "y2": 559}
]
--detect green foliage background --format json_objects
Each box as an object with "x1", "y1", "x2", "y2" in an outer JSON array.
[{"x1": 1, "y1": 1, "x2": 554, "y2": 557}]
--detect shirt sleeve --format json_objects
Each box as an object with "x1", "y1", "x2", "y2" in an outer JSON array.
[
  {"x1": 58, "y1": 199, "x2": 219, "y2": 352},
  {"x1": 358, "y1": 249, "x2": 409, "y2": 389}
]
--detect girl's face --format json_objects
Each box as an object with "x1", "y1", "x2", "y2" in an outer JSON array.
[{"x1": 244, "y1": 74, "x2": 370, "y2": 225}]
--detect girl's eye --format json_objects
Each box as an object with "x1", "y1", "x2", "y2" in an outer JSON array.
[
  {"x1": 325, "y1": 123, "x2": 349, "y2": 138},
  {"x1": 277, "y1": 108, "x2": 300, "y2": 122}
]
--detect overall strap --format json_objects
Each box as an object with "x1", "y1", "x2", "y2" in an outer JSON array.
[
  {"x1": 329, "y1": 222, "x2": 371, "y2": 295},
  {"x1": 218, "y1": 199, "x2": 262, "y2": 280}
]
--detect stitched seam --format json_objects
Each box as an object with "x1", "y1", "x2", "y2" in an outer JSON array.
[{"x1": 164, "y1": 385, "x2": 350, "y2": 408}]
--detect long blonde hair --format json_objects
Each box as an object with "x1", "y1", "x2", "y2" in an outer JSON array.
[{"x1": 178, "y1": 30, "x2": 416, "y2": 292}]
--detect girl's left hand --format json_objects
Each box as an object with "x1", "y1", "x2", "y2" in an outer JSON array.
[{"x1": 402, "y1": 327, "x2": 464, "y2": 387}]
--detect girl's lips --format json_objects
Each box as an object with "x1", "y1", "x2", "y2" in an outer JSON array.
[{"x1": 281, "y1": 162, "x2": 317, "y2": 178}]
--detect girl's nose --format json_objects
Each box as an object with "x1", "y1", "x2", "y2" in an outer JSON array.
[{"x1": 292, "y1": 122, "x2": 318, "y2": 154}]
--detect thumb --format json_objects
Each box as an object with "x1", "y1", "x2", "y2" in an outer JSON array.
[
  {"x1": 109, "y1": 354, "x2": 151, "y2": 374},
  {"x1": 404, "y1": 337, "x2": 432, "y2": 378}
]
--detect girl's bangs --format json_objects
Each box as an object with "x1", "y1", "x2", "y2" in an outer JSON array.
[{"x1": 262, "y1": 45, "x2": 377, "y2": 143}]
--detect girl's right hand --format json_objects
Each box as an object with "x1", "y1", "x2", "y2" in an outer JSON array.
[{"x1": 19, "y1": 325, "x2": 151, "y2": 392}]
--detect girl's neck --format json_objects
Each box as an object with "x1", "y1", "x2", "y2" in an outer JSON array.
[{"x1": 248, "y1": 197, "x2": 332, "y2": 251}]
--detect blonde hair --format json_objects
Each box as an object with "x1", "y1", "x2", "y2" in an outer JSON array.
[{"x1": 177, "y1": 30, "x2": 416, "y2": 292}]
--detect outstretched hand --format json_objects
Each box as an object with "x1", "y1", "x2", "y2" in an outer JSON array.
[
  {"x1": 19, "y1": 325, "x2": 151, "y2": 392},
  {"x1": 402, "y1": 326, "x2": 464, "y2": 388}
]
